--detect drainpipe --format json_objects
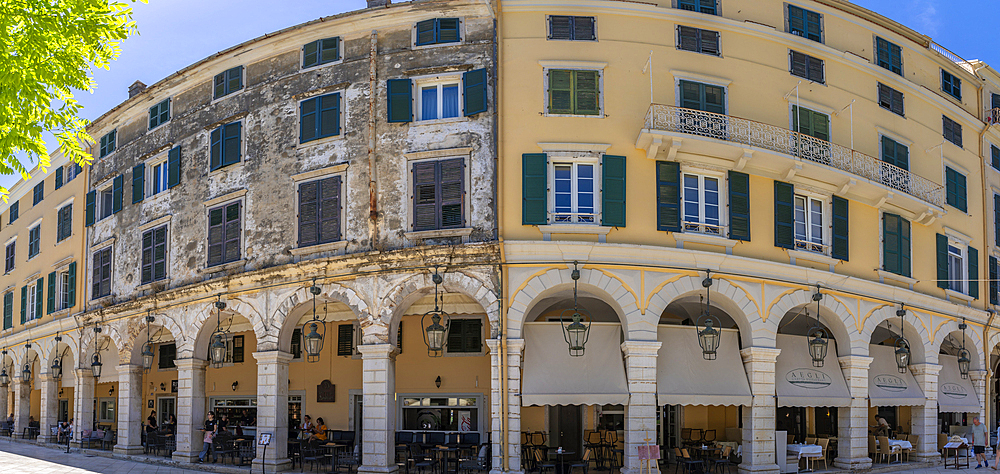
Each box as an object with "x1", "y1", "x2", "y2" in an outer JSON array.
[
  {"x1": 973, "y1": 63, "x2": 993, "y2": 427},
  {"x1": 368, "y1": 30, "x2": 380, "y2": 248},
  {"x1": 492, "y1": 0, "x2": 509, "y2": 469}
]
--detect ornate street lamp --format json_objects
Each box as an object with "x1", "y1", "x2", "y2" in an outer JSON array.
[
  {"x1": 894, "y1": 306, "x2": 910, "y2": 373},
  {"x1": 50, "y1": 334, "x2": 64, "y2": 380},
  {"x1": 91, "y1": 327, "x2": 109, "y2": 379},
  {"x1": 805, "y1": 286, "x2": 829, "y2": 367},
  {"x1": 421, "y1": 269, "x2": 450, "y2": 357},
  {"x1": 21, "y1": 343, "x2": 34, "y2": 384},
  {"x1": 209, "y1": 296, "x2": 230, "y2": 369},
  {"x1": 958, "y1": 319, "x2": 971, "y2": 379},
  {"x1": 695, "y1": 272, "x2": 720, "y2": 360},
  {"x1": 560, "y1": 262, "x2": 592, "y2": 357},
  {"x1": 0, "y1": 349, "x2": 9, "y2": 386},
  {"x1": 141, "y1": 312, "x2": 156, "y2": 373},
  {"x1": 303, "y1": 282, "x2": 326, "y2": 363}
]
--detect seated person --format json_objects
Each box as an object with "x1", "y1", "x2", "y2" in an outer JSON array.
[{"x1": 309, "y1": 418, "x2": 328, "y2": 442}]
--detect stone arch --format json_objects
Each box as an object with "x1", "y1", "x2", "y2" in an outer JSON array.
[
  {"x1": 188, "y1": 296, "x2": 265, "y2": 358},
  {"x1": 271, "y1": 282, "x2": 370, "y2": 352},
  {"x1": 645, "y1": 275, "x2": 760, "y2": 347},
  {"x1": 933, "y1": 318, "x2": 984, "y2": 370},
  {"x1": 38, "y1": 333, "x2": 79, "y2": 368},
  {"x1": 859, "y1": 305, "x2": 931, "y2": 365},
  {"x1": 766, "y1": 289, "x2": 859, "y2": 356},
  {"x1": 77, "y1": 324, "x2": 126, "y2": 365},
  {"x1": 376, "y1": 270, "x2": 499, "y2": 344},
  {"x1": 506, "y1": 266, "x2": 641, "y2": 340},
  {"x1": 121, "y1": 312, "x2": 184, "y2": 366}
]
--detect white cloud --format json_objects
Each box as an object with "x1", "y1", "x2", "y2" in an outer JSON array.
[{"x1": 909, "y1": 0, "x2": 940, "y2": 36}]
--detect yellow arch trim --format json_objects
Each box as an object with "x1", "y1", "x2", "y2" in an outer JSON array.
[
  {"x1": 721, "y1": 278, "x2": 761, "y2": 316},
  {"x1": 643, "y1": 273, "x2": 693, "y2": 315},
  {"x1": 508, "y1": 266, "x2": 563, "y2": 308},
  {"x1": 594, "y1": 268, "x2": 641, "y2": 313},
  {"x1": 859, "y1": 303, "x2": 893, "y2": 331},
  {"x1": 827, "y1": 294, "x2": 858, "y2": 330},
  {"x1": 764, "y1": 288, "x2": 804, "y2": 323}
]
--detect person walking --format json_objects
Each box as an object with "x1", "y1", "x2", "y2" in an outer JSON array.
[
  {"x1": 972, "y1": 416, "x2": 989, "y2": 468},
  {"x1": 198, "y1": 412, "x2": 218, "y2": 463},
  {"x1": 992, "y1": 421, "x2": 1000, "y2": 470}
]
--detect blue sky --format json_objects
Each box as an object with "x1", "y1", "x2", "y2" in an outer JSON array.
[{"x1": 7, "y1": 0, "x2": 998, "y2": 190}]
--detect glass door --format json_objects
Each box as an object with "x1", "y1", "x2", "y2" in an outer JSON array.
[{"x1": 158, "y1": 397, "x2": 176, "y2": 426}]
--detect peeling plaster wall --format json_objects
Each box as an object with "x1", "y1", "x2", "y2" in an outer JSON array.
[{"x1": 84, "y1": 0, "x2": 497, "y2": 307}]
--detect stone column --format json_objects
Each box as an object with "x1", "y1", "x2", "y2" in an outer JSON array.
[
  {"x1": 252, "y1": 351, "x2": 293, "y2": 473},
  {"x1": 621, "y1": 340, "x2": 661, "y2": 474},
  {"x1": 358, "y1": 344, "x2": 398, "y2": 474},
  {"x1": 740, "y1": 347, "x2": 782, "y2": 474},
  {"x1": 486, "y1": 339, "x2": 503, "y2": 474},
  {"x1": 0, "y1": 382, "x2": 8, "y2": 424},
  {"x1": 172, "y1": 358, "x2": 207, "y2": 463},
  {"x1": 38, "y1": 373, "x2": 59, "y2": 443},
  {"x1": 73, "y1": 368, "x2": 95, "y2": 446},
  {"x1": 835, "y1": 355, "x2": 873, "y2": 470},
  {"x1": 114, "y1": 364, "x2": 144, "y2": 454},
  {"x1": 910, "y1": 363, "x2": 942, "y2": 463},
  {"x1": 503, "y1": 339, "x2": 525, "y2": 474},
  {"x1": 12, "y1": 377, "x2": 31, "y2": 437}
]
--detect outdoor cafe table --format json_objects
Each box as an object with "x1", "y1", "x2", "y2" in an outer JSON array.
[
  {"x1": 944, "y1": 438, "x2": 970, "y2": 470},
  {"x1": 433, "y1": 446, "x2": 461, "y2": 474},
  {"x1": 692, "y1": 446, "x2": 721, "y2": 460},
  {"x1": 322, "y1": 442, "x2": 351, "y2": 473},
  {"x1": 787, "y1": 444, "x2": 822, "y2": 472},
  {"x1": 876, "y1": 439, "x2": 912, "y2": 451},
  {"x1": 550, "y1": 450, "x2": 574, "y2": 474}
]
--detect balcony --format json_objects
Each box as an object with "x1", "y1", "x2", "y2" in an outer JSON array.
[
  {"x1": 987, "y1": 108, "x2": 1000, "y2": 126},
  {"x1": 636, "y1": 105, "x2": 945, "y2": 216}
]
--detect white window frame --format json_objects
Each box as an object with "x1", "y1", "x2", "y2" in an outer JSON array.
[
  {"x1": 680, "y1": 169, "x2": 726, "y2": 236},
  {"x1": 402, "y1": 149, "x2": 473, "y2": 236},
  {"x1": 27, "y1": 223, "x2": 41, "y2": 259},
  {"x1": 147, "y1": 151, "x2": 170, "y2": 197},
  {"x1": 947, "y1": 238, "x2": 967, "y2": 294},
  {"x1": 26, "y1": 280, "x2": 38, "y2": 321},
  {"x1": 57, "y1": 269, "x2": 70, "y2": 312},
  {"x1": 98, "y1": 398, "x2": 116, "y2": 423},
  {"x1": 397, "y1": 393, "x2": 484, "y2": 436},
  {"x1": 540, "y1": 61, "x2": 607, "y2": 118},
  {"x1": 4, "y1": 238, "x2": 15, "y2": 274},
  {"x1": 545, "y1": 15, "x2": 599, "y2": 42},
  {"x1": 414, "y1": 74, "x2": 464, "y2": 122},
  {"x1": 784, "y1": 3, "x2": 825, "y2": 44},
  {"x1": 548, "y1": 154, "x2": 601, "y2": 225},
  {"x1": 97, "y1": 182, "x2": 114, "y2": 221},
  {"x1": 793, "y1": 193, "x2": 829, "y2": 254}
]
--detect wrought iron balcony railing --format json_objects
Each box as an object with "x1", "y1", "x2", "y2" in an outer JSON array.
[
  {"x1": 643, "y1": 104, "x2": 945, "y2": 207},
  {"x1": 987, "y1": 108, "x2": 1000, "y2": 126}
]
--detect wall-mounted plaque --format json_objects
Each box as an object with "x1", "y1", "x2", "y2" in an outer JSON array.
[{"x1": 317, "y1": 379, "x2": 336, "y2": 402}]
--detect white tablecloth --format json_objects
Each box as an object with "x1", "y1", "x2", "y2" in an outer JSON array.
[
  {"x1": 787, "y1": 444, "x2": 822, "y2": 459},
  {"x1": 875, "y1": 439, "x2": 912, "y2": 450},
  {"x1": 717, "y1": 441, "x2": 742, "y2": 457}
]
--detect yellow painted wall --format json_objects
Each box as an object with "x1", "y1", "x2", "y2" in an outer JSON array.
[{"x1": 682, "y1": 406, "x2": 740, "y2": 441}]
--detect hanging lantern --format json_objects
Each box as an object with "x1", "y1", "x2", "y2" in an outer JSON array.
[
  {"x1": 958, "y1": 319, "x2": 971, "y2": 379},
  {"x1": 695, "y1": 274, "x2": 721, "y2": 360},
  {"x1": 209, "y1": 297, "x2": 230, "y2": 368},
  {"x1": 92, "y1": 327, "x2": 109, "y2": 378},
  {"x1": 51, "y1": 335, "x2": 63, "y2": 380},
  {"x1": 303, "y1": 283, "x2": 326, "y2": 363},
  {"x1": 141, "y1": 313, "x2": 156, "y2": 373},
  {"x1": 0, "y1": 367, "x2": 8, "y2": 386},
  {"x1": 21, "y1": 363, "x2": 31, "y2": 383},
  {"x1": 894, "y1": 307, "x2": 910, "y2": 373},
  {"x1": 421, "y1": 270, "x2": 451, "y2": 357},
  {"x1": 805, "y1": 287, "x2": 828, "y2": 367},
  {"x1": 91, "y1": 353, "x2": 103, "y2": 379},
  {"x1": 559, "y1": 262, "x2": 592, "y2": 357}
]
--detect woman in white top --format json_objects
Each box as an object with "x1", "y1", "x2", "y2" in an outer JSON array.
[{"x1": 300, "y1": 415, "x2": 314, "y2": 439}]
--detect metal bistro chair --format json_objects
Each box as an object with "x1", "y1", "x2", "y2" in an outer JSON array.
[
  {"x1": 532, "y1": 448, "x2": 556, "y2": 474},
  {"x1": 673, "y1": 448, "x2": 702, "y2": 474},
  {"x1": 902, "y1": 435, "x2": 918, "y2": 462},
  {"x1": 711, "y1": 446, "x2": 734, "y2": 474},
  {"x1": 458, "y1": 445, "x2": 491, "y2": 474},
  {"x1": 570, "y1": 448, "x2": 593, "y2": 474},
  {"x1": 409, "y1": 443, "x2": 437, "y2": 474},
  {"x1": 336, "y1": 444, "x2": 362, "y2": 474}
]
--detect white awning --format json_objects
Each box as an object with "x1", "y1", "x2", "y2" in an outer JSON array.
[
  {"x1": 774, "y1": 334, "x2": 852, "y2": 407},
  {"x1": 521, "y1": 322, "x2": 629, "y2": 406},
  {"x1": 867, "y1": 344, "x2": 926, "y2": 406},
  {"x1": 656, "y1": 325, "x2": 753, "y2": 406},
  {"x1": 937, "y1": 354, "x2": 980, "y2": 414}
]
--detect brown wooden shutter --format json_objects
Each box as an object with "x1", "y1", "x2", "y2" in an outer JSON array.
[
  {"x1": 790, "y1": 50, "x2": 807, "y2": 78},
  {"x1": 319, "y1": 176, "x2": 342, "y2": 242},
  {"x1": 412, "y1": 162, "x2": 438, "y2": 231},
  {"x1": 223, "y1": 202, "x2": 241, "y2": 263},
  {"x1": 573, "y1": 16, "x2": 596, "y2": 40},
  {"x1": 807, "y1": 56, "x2": 824, "y2": 83},
  {"x1": 440, "y1": 158, "x2": 465, "y2": 228},
  {"x1": 298, "y1": 181, "x2": 319, "y2": 247},
  {"x1": 701, "y1": 30, "x2": 720, "y2": 56},
  {"x1": 207, "y1": 207, "x2": 225, "y2": 266},
  {"x1": 677, "y1": 26, "x2": 698, "y2": 52}
]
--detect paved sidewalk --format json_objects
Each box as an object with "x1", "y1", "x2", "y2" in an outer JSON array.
[{"x1": 0, "y1": 440, "x2": 247, "y2": 474}]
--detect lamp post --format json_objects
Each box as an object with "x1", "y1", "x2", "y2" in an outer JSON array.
[
  {"x1": 141, "y1": 312, "x2": 156, "y2": 373},
  {"x1": 209, "y1": 297, "x2": 230, "y2": 369},
  {"x1": 695, "y1": 272, "x2": 720, "y2": 360},
  {"x1": 958, "y1": 319, "x2": 971, "y2": 379},
  {"x1": 50, "y1": 335, "x2": 63, "y2": 380},
  {"x1": 422, "y1": 269, "x2": 450, "y2": 357},
  {"x1": 806, "y1": 287, "x2": 828, "y2": 368},
  {"x1": 894, "y1": 306, "x2": 910, "y2": 374},
  {"x1": 303, "y1": 282, "x2": 326, "y2": 363},
  {"x1": 559, "y1": 262, "x2": 591, "y2": 357},
  {"x1": 91, "y1": 327, "x2": 109, "y2": 379},
  {"x1": 21, "y1": 343, "x2": 33, "y2": 384},
  {"x1": 0, "y1": 349, "x2": 9, "y2": 386}
]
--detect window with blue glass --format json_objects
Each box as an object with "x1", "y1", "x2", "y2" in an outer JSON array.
[
  {"x1": 941, "y1": 70, "x2": 962, "y2": 100},
  {"x1": 213, "y1": 66, "x2": 243, "y2": 99},
  {"x1": 552, "y1": 162, "x2": 596, "y2": 224},
  {"x1": 677, "y1": 0, "x2": 716, "y2": 15},
  {"x1": 418, "y1": 80, "x2": 460, "y2": 121},
  {"x1": 875, "y1": 37, "x2": 902, "y2": 75},
  {"x1": 299, "y1": 93, "x2": 341, "y2": 143},
  {"x1": 787, "y1": 5, "x2": 822, "y2": 42},
  {"x1": 415, "y1": 18, "x2": 460, "y2": 46},
  {"x1": 99, "y1": 130, "x2": 116, "y2": 158},
  {"x1": 302, "y1": 37, "x2": 340, "y2": 68}
]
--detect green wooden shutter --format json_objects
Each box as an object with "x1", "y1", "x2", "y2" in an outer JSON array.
[
  {"x1": 969, "y1": 246, "x2": 979, "y2": 299},
  {"x1": 656, "y1": 161, "x2": 681, "y2": 232},
  {"x1": 300, "y1": 97, "x2": 317, "y2": 143},
  {"x1": 337, "y1": 324, "x2": 354, "y2": 356},
  {"x1": 20, "y1": 286, "x2": 26, "y2": 324},
  {"x1": 85, "y1": 190, "x2": 96, "y2": 226},
  {"x1": 34, "y1": 279, "x2": 42, "y2": 319},
  {"x1": 415, "y1": 19, "x2": 436, "y2": 45},
  {"x1": 831, "y1": 196, "x2": 849, "y2": 261},
  {"x1": 574, "y1": 70, "x2": 600, "y2": 115},
  {"x1": 728, "y1": 171, "x2": 750, "y2": 241},
  {"x1": 132, "y1": 163, "x2": 145, "y2": 204},
  {"x1": 3, "y1": 292, "x2": 11, "y2": 330},
  {"x1": 55, "y1": 167, "x2": 63, "y2": 189},
  {"x1": 210, "y1": 126, "x2": 223, "y2": 170},
  {"x1": 601, "y1": 155, "x2": 626, "y2": 227},
  {"x1": 990, "y1": 256, "x2": 998, "y2": 305},
  {"x1": 995, "y1": 194, "x2": 1000, "y2": 247},
  {"x1": 320, "y1": 93, "x2": 341, "y2": 137},
  {"x1": 463, "y1": 68, "x2": 487, "y2": 116},
  {"x1": 167, "y1": 146, "x2": 181, "y2": 188},
  {"x1": 936, "y1": 233, "x2": 949, "y2": 289},
  {"x1": 46, "y1": 272, "x2": 55, "y2": 314},
  {"x1": 522, "y1": 153, "x2": 548, "y2": 225},
  {"x1": 773, "y1": 181, "x2": 794, "y2": 249},
  {"x1": 223, "y1": 122, "x2": 242, "y2": 167},
  {"x1": 437, "y1": 18, "x2": 460, "y2": 43},
  {"x1": 303, "y1": 40, "x2": 319, "y2": 68},
  {"x1": 387, "y1": 78, "x2": 412, "y2": 123},
  {"x1": 67, "y1": 262, "x2": 76, "y2": 308},
  {"x1": 548, "y1": 70, "x2": 573, "y2": 114},
  {"x1": 112, "y1": 174, "x2": 124, "y2": 214}
]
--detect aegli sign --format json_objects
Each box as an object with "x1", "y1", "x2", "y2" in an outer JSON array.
[
  {"x1": 786, "y1": 369, "x2": 832, "y2": 389},
  {"x1": 941, "y1": 383, "x2": 969, "y2": 399},
  {"x1": 872, "y1": 374, "x2": 907, "y2": 392}
]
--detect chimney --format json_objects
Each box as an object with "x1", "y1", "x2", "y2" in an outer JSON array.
[
  {"x1": 366, "y1": 0, "x2": 390, "y2": 7},
  {"x1": 128, "y1": 80, "x2": 147, "y2": 98}
]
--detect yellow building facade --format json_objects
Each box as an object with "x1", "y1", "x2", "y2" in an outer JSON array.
[{"x1": 497, "y1": 0, "x2": 1000, "y2": 473}]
